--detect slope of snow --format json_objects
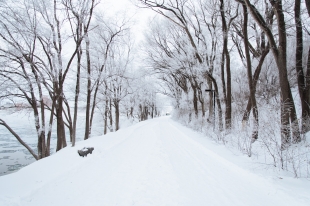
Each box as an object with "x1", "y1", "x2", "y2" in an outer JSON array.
[{"x1": 0, "y1": 116, "x2": 309, "y2": 206}]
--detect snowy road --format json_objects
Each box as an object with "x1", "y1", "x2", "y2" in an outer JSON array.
[{"x1": 0, "y1": 117, "x2": 309, "y2": 206}]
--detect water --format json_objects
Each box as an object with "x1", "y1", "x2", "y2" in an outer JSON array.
[{"x1": 0, "y1": 109, "x2": 39, "y2": 176}]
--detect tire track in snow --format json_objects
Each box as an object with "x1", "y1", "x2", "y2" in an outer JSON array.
[
  {"x1": 131, "y1": 122, "x2": 183, "y2": 205},
  {"x1": 156, "y1": 120, "x2": 226, "y2": 205}
]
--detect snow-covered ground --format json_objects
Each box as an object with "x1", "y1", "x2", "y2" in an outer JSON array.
[
  {"x1": 0, "y1": 108, "x2": 135, "y2": 176},
  {"x1": 0, "y1": 116, "x2": 309, "y2": 206}
]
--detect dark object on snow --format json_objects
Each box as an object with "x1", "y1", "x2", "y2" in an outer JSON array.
[{"x1": 78, "y1": 147, "x2": 94, "y2": 157}]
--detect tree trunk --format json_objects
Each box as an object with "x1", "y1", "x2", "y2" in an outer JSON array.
[
  {"x1": 56, "y1": 93, "x2": 67, "y2": 151},
  {"x1": 144, "y1": 106, "x2": 148, "y2": 120},
  {"x1": 220, "y1": 0, "x2": 232, "y2": 130},
  {"x1": 306, "y1": 0, "x2": 310, "y2": 17},
  {"x1": 295, "y1": 0, "x2": 308, "y2": 119},
  {"x1": 104, "y1": 98, "x2": 108, "y2": 135},
  {"x1": 109, "y1": 99, "x2": 113, "y2": 132},
  {"x1": 139, "y1": 104, "x2": 142, "y2": 121},
  {"x1": 198, "y1": 92, "x2": 205, "y2": 118},
  {"x1": 30, "y1": 64, "x2": 46, "y2": 158},
  {"x1": 72, "y1": 46, "x2": 82, "y2": 146},
  {"x1": 63, "y1": 99, "x2": 73, "y2": 143},
  {"x1": 90, "y1": 82, "x2": 99, "y2": 136},
  {"x1": 242, "y1": 46, "x2": 269, "y2": 122},
  {"x1": 54, "y1": 0, "x2": 67, "y2": 150},
  {"x1": 130, "y1": 107, "x2": 134, "y2": 119},
  {"x1": 197, "y1": 82, "x2": 205, "y2": 117},
  {"x1": 242, "y1": 4, "x2": 259, "y2": 141},
  {"x1": 84, "y1": 32, "x2": 91, "y2": 140},
  {"x1": 151, "y1": 104, "x2": 154, "y2": 118},
  {"x1": 220, "y1": 49, "x2": 227, "y2": 104},
  {"x1": 303, "y1": 0, "x2": 310, "y2": 134},
  {"x1": 273, "y1": 0, "x2": 299, "y2": 146},
  {"x1": 115, "y1": 101, "x2": 120, "y2": 131},
  {"x1": 207, "y1": 80, "x2": 213, "y2": 121},
  {"x1": 307, "y1": 46, "x2": 310, "y2": 113},
  {"x1": 192, "y1": 86, "x2": 198, "y2": 118},
  {"x1": 46, "y1": 100, "x2": 55, "y2": 156}
]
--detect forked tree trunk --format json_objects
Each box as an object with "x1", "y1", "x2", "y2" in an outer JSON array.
[
  {"x1": 243, "y1": 0, "x2": 299, "y2": 147},
  {"x1": 242, "y1": 4, "x2": 259, "y2": 141},
  {"x1": 242, "y1": 45, "x2": 269, "y2": 122}
]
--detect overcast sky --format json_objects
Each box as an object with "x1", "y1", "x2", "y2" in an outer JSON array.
[{"x1": 101, "y1": 0, "x2": 156, "y2": 43}]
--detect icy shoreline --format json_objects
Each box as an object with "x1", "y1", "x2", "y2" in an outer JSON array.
[{"x1": 0, "y1": 108, "x2": 104, "y2": 176}]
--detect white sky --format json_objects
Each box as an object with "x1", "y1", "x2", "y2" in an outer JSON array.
[{"x1": 99, "y1": 0, "x2": 156, "y2": 43}]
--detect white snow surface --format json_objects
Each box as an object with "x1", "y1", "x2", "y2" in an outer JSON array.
[{"x1": 0, "y1": 116, "x2": 309, "y2": 206}]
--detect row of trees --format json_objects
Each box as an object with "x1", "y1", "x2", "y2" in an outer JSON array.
[
  {"x1": 0, "y1": 0, "x2": 160, "y2": 160},
  {"x1": 1, "y1": 0, "x2": 309, "y2": 162},
  {"x1": 137, "y1": 0, "x2": 310, "y2": 149}
]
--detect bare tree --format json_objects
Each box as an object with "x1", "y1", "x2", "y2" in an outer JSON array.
[
  {"x1": 106, "y1": 39, "x2": 133, "y2": 131},
  {"x1": 0, "y1": 0, "x2": 55, "y2": 159},
  {"x1": 87, "y1": 15, "x2": 129, "y2": 138},
  {"x1": 62, "y1": 0, "x2": 97, "y2": 145}
]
